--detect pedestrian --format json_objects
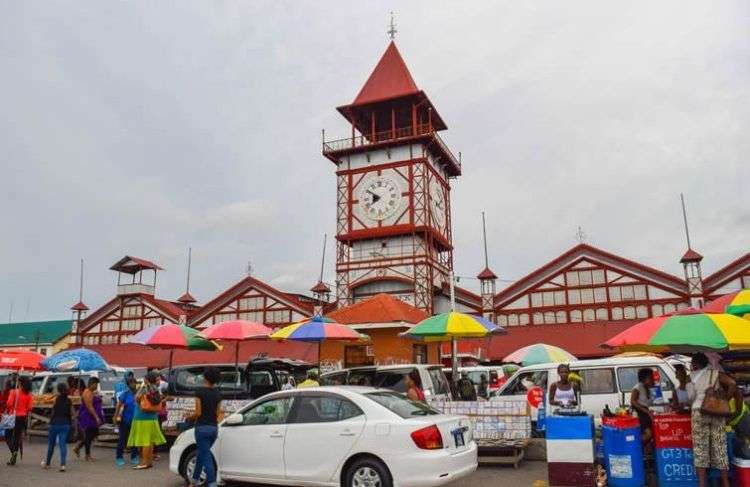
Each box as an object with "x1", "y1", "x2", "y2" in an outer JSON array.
[
  {"x1": 73, "y1": 377, "x2": 103, "y2": 461},
  {"x1": 281, "y1": 376, "x2": 294, "y2": 391},
  {"x1": 478, "y1": 374, "x2": 489, "y2": 399},
  {"x1": 405, "y1": 370, "x2": 426, "y2": 402},
  {"x1": 297, "y1": 370, "x2": 320, "y2": 388},
  {"x1": 689, "y1": 352, "x2": 741, "y2": 487},
  {"x1": 67, "y1": 376, "x2": 79, "y2": 397},
  {"x1": 43, "y1": 382, "x2": 76, "y2": 472},
  {"x1": 670, "y1": 363, "x2": 692, "y2": 412},
  {"x1": 549, "y1": 363, "x2": 579, "y2": 407},
  {"x1": 114, "y1": 376, "x2": 139, "y2": 466},
  {"x1": 187, "y1": 367, "x2": 223, "y2": 487},
  {"x1": 5, "y1": 376, "x2": 33, "y2": 466},
  {"x1": 128, "y1": 370, "x2": 166, "y2": 470},
  {"x1": 630, "y1": 368, "x2": 655, "y2": 446},
  {"x1": 457, "y1": 372, "x2": 477, "y2": 401}
]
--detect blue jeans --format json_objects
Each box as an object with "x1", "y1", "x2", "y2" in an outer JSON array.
[
  {"x1": 46, "y1": 424, "x2": 70, "y2": 466},
  {"x1": 193, "y1": 424, "x2": 218, "y2": 487},
  {"x1": 116, "y1": 420, "x2": 137, "y2": 460}
]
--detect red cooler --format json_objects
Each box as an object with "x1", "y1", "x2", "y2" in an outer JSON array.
[{"x1": 735, "y1": 458, "x2": 750, "y2": 487}]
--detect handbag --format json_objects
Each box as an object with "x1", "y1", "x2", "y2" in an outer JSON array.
[
  {"x1": 0, "y1": 413, "x2": 15, "y2": 431},
  {"x1": 700, "y1": 370, "x2": 732, "y2": 418},
  {"x1": 139, "y1": 395, "x2": 162, "y2": 413}
]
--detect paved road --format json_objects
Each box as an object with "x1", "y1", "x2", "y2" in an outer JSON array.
[{"x1": 1, "y1": 438, "x2": 549, "y2": 486}]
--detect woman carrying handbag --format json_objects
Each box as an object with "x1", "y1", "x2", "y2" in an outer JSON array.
[
  {"x1": 128, "y1": 371, "x2": 166, "y2": 470},
  {"x1": 5, "y1": 376, "x2": 33, "y2": 466},
  {"x1": 689, "y1": 352, "x2": 742, "y2": 487}
]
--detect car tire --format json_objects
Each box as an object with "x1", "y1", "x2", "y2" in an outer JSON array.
[
  {"x1": 343, "y1": 457, "x2": 392, "y2": 487},
  {"x1": 181, "y1": 448, "x2": 209, "y2": 487}
]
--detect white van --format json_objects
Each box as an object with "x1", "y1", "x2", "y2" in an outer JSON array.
[{"x1": 493, "y1": 356, "x2": 678, "y2": 425}]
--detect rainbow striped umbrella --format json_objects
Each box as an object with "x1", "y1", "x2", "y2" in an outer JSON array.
[
  {"x1": 270, "y1": 316, "x2": 367, "y2": 365},
  {"x1": 702, "y1": 289, "x2": 750, "y2": 318},
  {"x1": 603, "y1": 310, "x2": 750, "y2": 353},
  {"x1": 503, "y1": 343, "x2": 576, "y2": 366},
  {"x1": 402, "y1": 312, "x2": 505, "y2": 342}
]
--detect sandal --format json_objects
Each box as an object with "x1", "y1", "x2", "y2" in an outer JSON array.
[{"x1": 133, "y1": 464, "x2": 152, "y2": 470}]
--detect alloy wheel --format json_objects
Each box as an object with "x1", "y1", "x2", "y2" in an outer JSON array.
[{"x1": 352, "y1": 466, "x2": 382, "y2": 487}]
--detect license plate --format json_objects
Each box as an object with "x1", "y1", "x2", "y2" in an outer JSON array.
[{"x1": 451, "y1": 427, "x2": 466, "y2": 447}]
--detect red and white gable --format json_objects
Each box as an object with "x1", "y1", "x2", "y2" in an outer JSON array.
[
  {"x1": 494, "y1": 244, "x2": 690, "y2": 327},
  {"x1": 704, "y1": 253, "x2": 750, "y2": 298},
  {"x1": 188, "y1": 276, "x2": 314, "y2": 330},
  {"x1": 78, "y1": 294, "x2": 184, "y2": 346}
]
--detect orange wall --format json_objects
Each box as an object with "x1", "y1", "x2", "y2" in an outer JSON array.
[{"x1": 319, "y1": 327, "x2": 440, "y2": 369}]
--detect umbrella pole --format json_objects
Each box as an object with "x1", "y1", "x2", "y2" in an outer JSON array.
[
  {"x1": 235, "y1": 342, "x2": 240, "y2": 400},
  {"x1": 449, "y1": 271, "x2": 459, "y2": 393},
  {"x1": 169, "y1": 349, "x2": 174, "y2": 375}
]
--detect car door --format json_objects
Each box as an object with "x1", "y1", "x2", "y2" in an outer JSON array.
[
  {"x1": 283, "y1": 392, "x2": 366, "y2": 483},
  {"x1": 218, "y1": 395, "x2": 295, "y2": 481}
]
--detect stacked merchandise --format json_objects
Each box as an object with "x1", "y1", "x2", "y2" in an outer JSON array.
[
  {"x1": 720, "y1": 353, "x2": 750, "y2": 392},
  {"x1": 430, "y1": 400, "x2": 531, "y2": 448},
  {"x1": 546, "y1": 414, "x2": 596, "y2": 486},
  {"x1": 164, "y1": 397, "x2": 251, "y2": 430}
]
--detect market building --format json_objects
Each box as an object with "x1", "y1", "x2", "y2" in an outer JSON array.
[{"x1": 66, "y1": 40, "x2": 749, "y2": 368}]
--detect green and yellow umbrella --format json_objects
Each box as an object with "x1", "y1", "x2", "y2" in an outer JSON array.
[
  {"x1": 401, "y1": 312, "x2": 505, "y2": 342},
  {"x1": 702, "y1": 289, "x2": 750, "y2": 319},
  {"x1": 603, "y1": 310, "x2": 750, "y2": 353}
]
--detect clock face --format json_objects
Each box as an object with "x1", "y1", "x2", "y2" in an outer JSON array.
[
  {"x1": 360, "y1": 176, "x2": 402, "y2": 221},
  {"x1": 430, "y1": 183, "x2": 446, "y2": 227}
]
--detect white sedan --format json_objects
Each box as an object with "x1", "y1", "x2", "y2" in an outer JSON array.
[{"x1": 170, "y1": 386, "x2": 477, "y2": 487}]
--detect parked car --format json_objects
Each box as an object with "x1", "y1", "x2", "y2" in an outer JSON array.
[
  {"x1": 493, "y1": 356, "x2": 679, "y2": 425},
  {"x1": 170, "y1": 386, "x2": 477, "y2": 487},
  {"x1": 166, "y1": 358, "x2": 313, "y2": 400},
  {"x1": 321, "y1": 364, "x2": 452, "y2": 401}
]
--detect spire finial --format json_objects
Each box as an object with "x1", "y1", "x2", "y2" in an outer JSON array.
[
  {"x1": 387, "y1": 11, "x2": 397, "y2": 40},
  {"x1": 185, "y1": 247, "x2": 192, "y2": 294},
  {"x1": 680, "y1": 193, "x2": 692, "y2": 250},
  {"x1": 575, "y1": 226, "x2": 587, "y2": 244},
  {"x1": 318, "y1": 234, "x2": 327, "y2": 283},
  {"x1": 481, "y1": 212, "x2": 489, "y2": 268}
]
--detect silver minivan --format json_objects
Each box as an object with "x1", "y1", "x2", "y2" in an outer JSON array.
[{"x1": 493, "y1": 356, "x2": 679, "y2": 426}]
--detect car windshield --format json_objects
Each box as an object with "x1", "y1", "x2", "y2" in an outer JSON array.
[
  {"x1": 176, "y1": 367, "x2": 247, "y2": 391},
  {"x1": 365, "y1": 391, "x2": 440, "y2": 418},
  {"x1": 373, "y1": 369, "x2": 411, "y2": 393},
  {"x1": 97, "y1": 371, "x2": 123, "y2": 392}
]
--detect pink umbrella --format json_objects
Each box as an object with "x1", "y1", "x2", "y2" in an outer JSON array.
[{"x1": 200, "y1": 320, "x2": 272, "y2": 382}]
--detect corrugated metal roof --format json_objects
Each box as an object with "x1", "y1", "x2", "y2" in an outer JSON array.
[{"x1": 0, "y1": 320, "x2": 71, "y2": 346}]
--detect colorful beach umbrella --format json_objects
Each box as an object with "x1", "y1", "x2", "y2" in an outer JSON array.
[
  {"x1": 270, "y1": 315, "x2": 364, "y2": 342},
  {"x1": 200, "y1": 320, "x2": 273, "y2": 379},
  {"x1": 129, "y1": 323, "x2": 220, "y2": 371},
  {"x1": 0, "y1": 349, "x2": 46, "y2": 371},
  {"x1": 270, "y1": 315, "x2": 367, "y2": 365},
  {"x1": 401, "y1": 312, "x2": 505, "y2": 342},
  {"x1": 503, "y1": 343, "x2": 577, "y2": 366},
  {"x1": 603, "y1": 310, "x2": 750, "y2": 353},
  {"x1": 702, "y1": 289, "x2": 750, "y2": 318},
  {"x1": 43, "y1": 348, "x2": 110, "y2": 372}
]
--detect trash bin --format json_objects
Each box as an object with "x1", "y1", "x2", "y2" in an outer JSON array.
[
  {"x1": 601, "y1": 416, "x2": 645, "y2": 487},
  {"x1": 653, "y1": 414, "x2": 697, "y2": 487},
  {"x1": 734, "y1": 457, "x2": 750, "y2": 486},
  {"x1": 546, "y1": 414, "x2": 596, "y2": 486}
]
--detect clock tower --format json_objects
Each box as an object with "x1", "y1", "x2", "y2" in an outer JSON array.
[{"x1": 322, "y1": 41, "x2": 461, "y2": 314}]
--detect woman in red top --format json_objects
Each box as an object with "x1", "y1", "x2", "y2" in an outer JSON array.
[
  {"x1": 6, "y1": 376, "x2": 33, "y2": 466},
  {"x1": 406, "y1": 370, "x2": 426, "y2": 402}
]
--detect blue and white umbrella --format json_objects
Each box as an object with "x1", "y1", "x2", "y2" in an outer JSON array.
[{"x1": 42, "y1": 348, "x2": 110, "y2": 372}]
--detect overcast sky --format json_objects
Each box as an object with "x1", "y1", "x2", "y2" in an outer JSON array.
[{"x1": 1, "y1": 1, "x2": 747, "y2": 322}]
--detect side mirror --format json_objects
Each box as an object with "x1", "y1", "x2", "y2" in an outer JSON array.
[{"x1": 224, "y1": 413, "x2": 243, "y2": 426}]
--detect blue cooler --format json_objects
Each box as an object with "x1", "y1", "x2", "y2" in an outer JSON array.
[{"x1": 602, "y1": 416, "x2": 645, "y2": 487}]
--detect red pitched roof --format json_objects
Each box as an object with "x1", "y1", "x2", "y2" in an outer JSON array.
[
  {"x1": 352, "y1": 41, "x2": 419, "y2": 106},
  {"x1": 495, "y1": 243, "x2": 687, "y2": 306},
  {"x1": 484, "y1": 321, "x2": 636, "y2": 360},
  {"x1": 89, "y1": 341, "x2": 317, "y2": 368},
  {"x1": 680, "y1": 248, "x2": 704, "y2": 263},
  {"x1": 140, "y1": 294, "x2": 185, "y2": 320},
  {"x1": 70, "y1": 301, "x2": 89, "y2": 311},
  {"x1": 477, "y1": 267, "x2": 498, "y2": 280},
  {"x1": 703, "y1": 252, "x2": 750, "y2": 294},
  {"x1": 109, "y1": 255, "x2": 163, "y2": 274},
  {"x1": 328, "y1": 293, "x2": 427, "y2": 325},
  {"x1": 177, "y1": 292, "x2": 197, "y2": 304},
  {"x1": 188, "y1": 276, "x2": 314, "y2": 326},
  {"x1": 310, "y1": 281, "x2": 331, "y2": 294}
]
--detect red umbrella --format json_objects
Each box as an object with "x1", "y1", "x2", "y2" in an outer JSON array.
[
  {"x1": 0, "y1": 349, "x2": 46, "y2": 371},
  {"x1": 200, "y1": 320, "x2": 272, "y2": 381}
]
